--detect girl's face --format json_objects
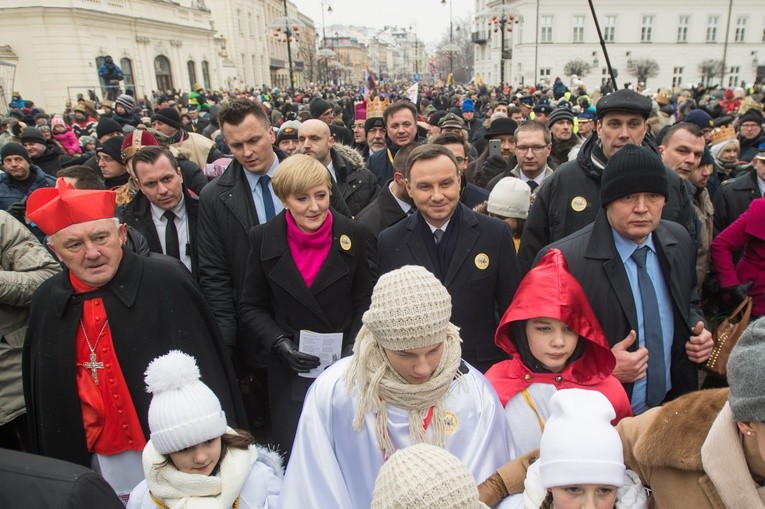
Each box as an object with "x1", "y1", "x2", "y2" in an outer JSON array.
[
  {"x1": 168, "y1": 437, "x2": 222, "y2": 476},
  {"x1": 52, "y1": 125, "x2": 65, "y2": 134},
  {"x1": 550, "y1": 485, "x2": 618, "y2": 509},
  {"x1": 526, "y1": 317, "x2": 579, "y2": 373}
]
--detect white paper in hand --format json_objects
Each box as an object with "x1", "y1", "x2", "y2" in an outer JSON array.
[{"x1": 298, "y1": 330, "x2": 343, "y2": 378}]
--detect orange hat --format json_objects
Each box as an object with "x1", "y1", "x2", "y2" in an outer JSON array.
[{"x1": 27, "y1": 178, "x2": 117, "y2": 235}]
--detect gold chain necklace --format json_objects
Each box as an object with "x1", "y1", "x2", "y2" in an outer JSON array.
[{"x1": 80, "y1": 318, "x2": 109, "y2": 385}]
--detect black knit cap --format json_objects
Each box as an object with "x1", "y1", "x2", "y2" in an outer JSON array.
[
  {"x1": 596, "y1": 89, "x2": 652, "y2": 120},
  {"x1": 309, "y1": 98, "x2": 332, "y2": 119},
  {"x1": 151, "y1": 107, "x2": 181, "y2": 129},
  {"x1": 600, "y1": 144, "x2": 668, "y2": 207},
  {"x1": 19, "y1": 127, "x2": 45, "y2": 145},
  {"x1": 0, "y1": 142, "x2": 30, "y2": 163},
  {"x1": 548, "y1": 106, "x2": 574, "y2": 127},
  {"x1": 428, "y1": 111, "x2": 446, "y2": 127},
  {"x1": 96, "y1": 117, "x2": 123, "y2": 139},
  {"x1": 365, "y1": 116, "x2": 385, "y2": 134},
  {"x1": 96, "y1": 136, "x2": 125, "y2": 164}
]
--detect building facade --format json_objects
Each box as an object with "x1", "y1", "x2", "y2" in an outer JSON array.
[{"x1": 473, "y1": 0, "x2": 765, "y2": 90}]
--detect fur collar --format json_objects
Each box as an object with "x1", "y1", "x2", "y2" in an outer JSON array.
[
  {"x1": 332, "y1": 143, "x2": 364, "y2": 170},
  {"x1": 633, "y1": 389, "x2": 728, "y2": 471}
]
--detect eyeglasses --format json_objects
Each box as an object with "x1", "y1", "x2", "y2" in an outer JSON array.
[{"x1": 516, "y1": 145, "x2": 549, "y2": 154}]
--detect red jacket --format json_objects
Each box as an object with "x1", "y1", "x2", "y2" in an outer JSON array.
[
  {"x1": 485, "y1": 249, "x2": 632, "y2": 423},
  {"x1": 710, "y1": 197, "x2": 765, "y2": 316}
]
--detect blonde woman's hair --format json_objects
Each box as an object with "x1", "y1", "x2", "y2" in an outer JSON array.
[{"x1": 271, "y1": 153, "x2": 332, "y2": 200}]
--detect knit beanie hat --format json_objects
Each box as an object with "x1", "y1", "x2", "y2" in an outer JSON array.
[
  {"x1": 116, "y1": 94, "x2": 136, "y2": 111},
  {"x1": 547, "y1": 106, "x2": 575, "y2": 127},
  {"x1": 739, "y1": 109, "x2": 764, "y2": 126},
  {"x1": 539, "y1": 389, "x2": 625, "y2": 489},
  {"x1": 145, "y1": 350, "x2": 228, "y2": 455},
  {"x1": 683, "y1": 109, "x2": 714, "y2": 130},
  {"x1": 365, "y1": 116, "x2": 385, "y2": 134},
  {"x1": 50, "y1": 116, "x2": 66, "y2": 129},
  {"x1": 19, "y1": 127, "x2": 45, "y2": 145},
  {"x1": 600, "y1": 144, "x2": 668, "y2": 207},
  {"x1": 152, "y1": 107, "x2": 181, "y2": 129},
  {"x1": 728, "y1": 318, "x2": 765, "y2": 422},
  {"x1": 96, "y1": 136, "x2": 125, "y2": 164},
  {"x1": 371, "y1": 444, "x2": 489, "y2": 509},
  {"x1": 0, "y1": 142, "x2": 31, "y2": 163},
  {"x1": 487, "y1": 177, "x2": 531, "y2": 219},
  {"x1": 362, "y1": 265, "x2": 452, "y2": 350},
  {"x1": 309, "y1": 98, "x2": 332, "y2": 119},
  {"x1": 96, "y1": 118, "x2": 124, "y2": 139},
  {"x1": 461, "y1": 98, "x2": 475, "y2": 113},
  {"x1": 78, "y1": 135, "x2": 96, "y2": 147}
]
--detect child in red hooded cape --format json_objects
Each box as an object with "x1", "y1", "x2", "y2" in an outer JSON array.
[{"x1": 485, "y1": 249, "x2": 631, "y2": 455}]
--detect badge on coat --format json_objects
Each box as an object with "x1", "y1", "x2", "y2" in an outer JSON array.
[
  {"x1": 339, "y1": 235, "x2": 352, "y2": 251},
  {"x1": 474, "y1": 253, "x2": 489, "y2": 270},
  {"x1": 571, "y1": 196, "x2": 587, "y2": 212},
  {"x1": 443, "y1": 411, "x2": 459, "y2": 434}
]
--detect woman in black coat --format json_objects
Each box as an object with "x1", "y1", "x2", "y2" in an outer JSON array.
[{"x1": 238, "y1": 154, "x2": 374, "y2": 457}]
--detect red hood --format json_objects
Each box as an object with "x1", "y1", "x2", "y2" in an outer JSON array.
[{"x1": 487, "y1": 249, "x2": 617, "y2": 405}]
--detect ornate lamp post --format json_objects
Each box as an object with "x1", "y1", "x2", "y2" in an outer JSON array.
[
  {"x1": 488, "y1": 13, "x2": 515, "y2": 87},
  {"x1": 270, "y1": 0, "x2": 302, "y2": 95}
]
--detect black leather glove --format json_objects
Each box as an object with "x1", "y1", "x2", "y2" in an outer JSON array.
[
  {"x1": 722, "y1": 281, "x2": 753, "y2": 306},
  {"x1": 482, "y1": 154, "x2": 509, "y2": 178},
  {"x1": 8, "y1": 201, "x2": 26, "y2": 221},
  {"x1": 272, "y1": 336, "x2": 320, "y2": 373}
]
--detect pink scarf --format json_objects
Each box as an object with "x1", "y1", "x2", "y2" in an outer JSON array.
[{"x1": 286, "y1": 210, "x2": 333, "y2": 287}]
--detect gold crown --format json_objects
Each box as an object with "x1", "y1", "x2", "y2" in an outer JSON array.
[
  {"x1": 366, "y1": 95, "x2": 392, "y2": 119},
  {"x1": 710, "y1": 125, "x2": 736, "y2": 146}
]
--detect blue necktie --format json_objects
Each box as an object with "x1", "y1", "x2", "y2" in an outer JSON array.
[
  {"x1": 258, "y1": 175, "x2": 276, "y2": 221},
  {"x1": 631, "y1": 246, "x2": 667, "y2": 407}
]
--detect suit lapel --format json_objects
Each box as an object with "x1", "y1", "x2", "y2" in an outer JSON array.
[
  {"x1": 444, "y1": 205, "x2": 479, "y2": 287},
  {"x1": 220, "y1": 165, "x2": 257, "y2": 230},
  {"x1": 403, "y1": 214, "x2": 436, "y2": 273}
]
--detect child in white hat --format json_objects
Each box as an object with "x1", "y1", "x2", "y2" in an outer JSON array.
[
  {"x1": 522, "y1": 389, "x2": 647, "y2": 509},
  {"x1": 126, "y1": 351, "x2": 283, "y2": 509}
]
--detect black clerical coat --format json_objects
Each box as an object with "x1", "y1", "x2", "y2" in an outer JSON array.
[{"x1": 22, "y1": 249, "x2": 246, "y2": 467}]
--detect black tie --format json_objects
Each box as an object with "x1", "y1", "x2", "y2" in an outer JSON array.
[
  {"x1": 407, "y1": 206, "x2": 416, "y2": 216},
  {"x1": 527, "y1": 180, "x2": 538, "y2": 191},
  {"x1": 163, "y1": 210, "x2": 180, "y2": 259},
  {"x1": 631, "y1": 246, "x2": 667, "y2": 407},
  {"x1": 433, "y1": 228, "x2": 444, "y2": 245},
  {"x1": 258, "y1": 175, "x2": 276, "y2": 221}
]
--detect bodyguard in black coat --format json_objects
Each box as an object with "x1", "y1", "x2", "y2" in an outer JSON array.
[
  {"x1": 377, "y1": 145, "x2": 521, "y2": 372},
  {"x1": 22, "y1": 249, "x2": 247, "y2": 467},
  {"x1": 238, "y1": 208, "x2": 374, "y2": 456},
  {"x1": 712, "y1": 168, "x2": 762, "y2": 234},
  {"x1": 119, "y1": 187, "x2": 200, "y2": 277}
]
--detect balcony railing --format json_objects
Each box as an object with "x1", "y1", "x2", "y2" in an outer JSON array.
[{"x1": 471, "y1": 31, "x2": 488, "y2": 44}]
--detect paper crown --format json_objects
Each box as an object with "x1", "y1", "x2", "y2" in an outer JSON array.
[
  {"x1": 710, "y1": 125, "x2": 736, "y2": 146},
  {"x1": 366, "y1": 95, "x2": 392, "y2": 119},
  {"x1": 27, "y1": 178, "x2": 117, "y2": 235}
]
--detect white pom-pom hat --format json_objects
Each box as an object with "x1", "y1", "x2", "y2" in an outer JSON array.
[{"x1": 144, "y1": 350, "x2": 227, "y2": 454}]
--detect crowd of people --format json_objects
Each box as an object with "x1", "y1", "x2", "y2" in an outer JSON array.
[{"x1": 0, "y1": 74, "x2": 764, "y2": 508}]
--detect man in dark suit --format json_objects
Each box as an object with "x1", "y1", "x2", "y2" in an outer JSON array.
[
  {"x1": 377, "y1": 144, "x2": 521, "y2": 372},
  {"x1": 537, "y1": 145, "x2": 713, "y2": 414},
  {"x1": 119, "y1": 146, "x2": 199, "y2": 276}
]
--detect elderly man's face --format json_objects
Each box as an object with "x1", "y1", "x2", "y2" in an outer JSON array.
[
  {"x1": 278, "y1": 138, "x2": 299, "y2": 156},
  {"x1": 606, "y1": 193, "x2": 666, "y2": 244},
  {"x1": 367, "y1": 127, "x2": 386, "y2": 152},
  {"x1": 550, "y1": 120, "x2": 573, "y2": 141},
  {"x1": 48, "y1": 218, "x2": 127, "y2": 288}
]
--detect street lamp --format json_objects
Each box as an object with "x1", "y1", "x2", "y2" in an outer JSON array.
[
  {"x1": 270, "y1": 0, "x2": 303, "y2": 96},
  {"x1": 317, "y1": 48, "x2": 336, "y2": 85},
  {"x1": 441, "y1": 0, "x2": 454, "y2": 76},
  {"x1": 320, "y1": 0, "x2": 333, "y2": 49},
  {"x1": 488, "y1": 13, "x2": 514, "y2": 87}
]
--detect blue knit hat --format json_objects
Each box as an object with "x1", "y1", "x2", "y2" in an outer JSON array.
[{"x1": 461, "y1": 99, "x2": 475, "y2": 113}]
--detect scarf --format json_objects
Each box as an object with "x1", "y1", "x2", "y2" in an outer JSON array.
[
  {"x1": 286, "y1": 209, "x2": 333, "y2": 287},
  {"x1": 344, "y1": 323, "x2": 463, "y2": 460},
  {"x1": 143, "y1": 431, "x2": 257, "y2": 509}
]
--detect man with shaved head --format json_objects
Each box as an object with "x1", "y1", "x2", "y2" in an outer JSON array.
[{"x1": 299, "y1": 119, "x2": 379, "y2": 217}]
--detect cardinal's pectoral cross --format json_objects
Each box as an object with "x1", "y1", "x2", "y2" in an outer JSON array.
[{"x1": 83, "y1": 353, "x2": 104, "y2": 384}]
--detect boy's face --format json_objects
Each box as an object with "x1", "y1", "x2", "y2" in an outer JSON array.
[
  {"x1": 525, "y1": 317, "x2": 579, "y2": 372},
  {"x1": 384, "y1": 342, "x2": 444, "y2": 384}
]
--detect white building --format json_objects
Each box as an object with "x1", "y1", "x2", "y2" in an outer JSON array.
[
  {"x1": 473, "y1": 0, "x2": 765, "y2": 91},
  {"x1": 0, "y1": 0, "x2": 224, "y2": 112}
]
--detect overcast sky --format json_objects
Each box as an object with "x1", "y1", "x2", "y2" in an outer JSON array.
[{"x1": 291, "y1": 0, "x2": 468, "y2": 47}]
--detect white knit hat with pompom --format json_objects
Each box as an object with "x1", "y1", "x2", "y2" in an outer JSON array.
[{"x1": 144, "y1": 350, "x2": 227, "y2": 454}]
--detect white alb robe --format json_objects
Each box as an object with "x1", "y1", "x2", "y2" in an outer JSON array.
[{"x1": 279, "y1": 357, "x2": 523, "y2": 508}]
